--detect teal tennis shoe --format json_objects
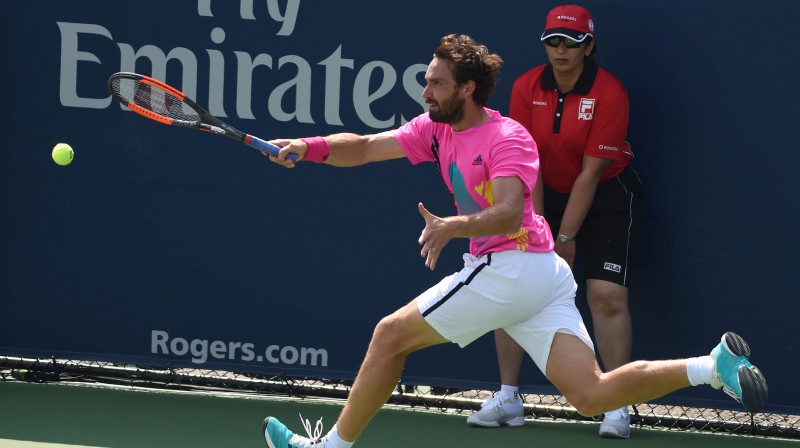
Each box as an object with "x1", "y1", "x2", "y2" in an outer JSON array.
[
  {"x1": 263, "y1": 415, "x2": 328, "y2": 448},
  {"x1": 710, "y1": 332, "x2": 768, "y2": 413}
]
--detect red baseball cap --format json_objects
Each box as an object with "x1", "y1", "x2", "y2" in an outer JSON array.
[{"x1": 540, "y1": 5, "x2": 595, "y2": 42}]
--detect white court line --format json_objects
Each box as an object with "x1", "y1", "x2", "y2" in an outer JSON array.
[{"x1": 0, "y1": 440, "x2": 109, "y2": 448}]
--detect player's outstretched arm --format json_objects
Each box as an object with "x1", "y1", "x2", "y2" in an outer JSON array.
[{"x1": 267, "y1": 131, "x2": 405, "y2": 168}]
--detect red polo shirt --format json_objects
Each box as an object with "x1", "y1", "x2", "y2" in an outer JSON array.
[{"x1": 509, "y1": 59, "x2": 633, "y2": 194}]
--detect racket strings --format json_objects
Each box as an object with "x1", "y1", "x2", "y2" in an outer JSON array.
[{"x1": 110, "y1": 78, "x2": 199, "y2": 123}]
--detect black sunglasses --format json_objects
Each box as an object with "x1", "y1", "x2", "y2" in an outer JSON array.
[{"x1": 544, "y1": 36, "x2": 583, "y2": 49}]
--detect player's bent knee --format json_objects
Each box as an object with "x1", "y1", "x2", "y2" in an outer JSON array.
[
  {"x1": 370, "y1": 314, "x2": 417, "y2": 355},
  {"x1": 558, "y1": 379, "x2": 608, "y2": 417},
  {"x1": 569, "y1": 397, "x2": 605, "y2": 417},
  {"x1": 563, "y1": 388, "x2": 606, "y2": 417},
  {"x1": 372, "y1": 316, "x2": 402, "y2": 344},
  {"x1": 560, "y1": 388, "x2": 601, "y2": 417},
  {"x1": 370, "y1": 306, "x2": 443, "y2": 356}
]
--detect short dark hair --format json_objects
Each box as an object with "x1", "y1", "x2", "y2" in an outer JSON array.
[{"x1": 433, "y1": 34, "x2": 503, "y2": 106}]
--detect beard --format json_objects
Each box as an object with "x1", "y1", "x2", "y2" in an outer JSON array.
[{"x1": 428, "y1": 92, "x2": 466, "y2": 124}]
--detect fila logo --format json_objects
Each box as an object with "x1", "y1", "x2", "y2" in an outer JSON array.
[
  {"x1": 578, "y1": 98, "x2": 595, "y2": 120},
  {"x1": 603, "y1": 262, "x2": 622, "y2": 273},
  {"x1": 472, "y1": 154, "x2": 484, "y2": 165}
]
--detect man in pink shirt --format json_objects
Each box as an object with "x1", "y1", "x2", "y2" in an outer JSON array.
[{"x1": 260, "y1": 34, "x2": 766, "y2": 448}]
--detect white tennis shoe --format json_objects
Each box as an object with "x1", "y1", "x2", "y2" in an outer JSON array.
[
  {"x1": 598, "y1": 406, "x2": 630, "y2": 438},
  {"x1": 467, "y1": 394, "x2": 525, "y2": 427}
]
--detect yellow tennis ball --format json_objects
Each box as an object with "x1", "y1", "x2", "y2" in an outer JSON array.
[{"x1": 52, "y1": 143, "x2": 74, "y2": 166}]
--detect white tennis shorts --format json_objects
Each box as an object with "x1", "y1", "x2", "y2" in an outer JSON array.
[{"x1": 416, "y1": 250, "x2": 594, "y2": 375}]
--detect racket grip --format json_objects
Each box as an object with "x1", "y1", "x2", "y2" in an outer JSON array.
[{"x1": 246, "y1": 135, "x2": 298, "y2": 162}]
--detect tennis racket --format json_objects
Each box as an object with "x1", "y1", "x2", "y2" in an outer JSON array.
[{"x1": 107, "y1": 72, "x2": 296, "y2": 162}]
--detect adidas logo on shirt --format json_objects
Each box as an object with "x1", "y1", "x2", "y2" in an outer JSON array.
[{"x1": 472, "y1": 155, "x2": 483, "y2": 165}]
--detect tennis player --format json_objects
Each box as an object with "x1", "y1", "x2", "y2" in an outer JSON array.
[{"x1": 261, "y1": 34, "x2": 767, "y2": 448}]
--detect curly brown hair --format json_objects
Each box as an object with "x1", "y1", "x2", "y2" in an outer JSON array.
[{"x1": 433, "y1": 34, "x2": 503, "y2": 106}]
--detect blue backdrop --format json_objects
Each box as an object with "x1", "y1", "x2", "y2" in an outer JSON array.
[{"x1": 1, "y1": 0, "x2": 798, "y2": 413}]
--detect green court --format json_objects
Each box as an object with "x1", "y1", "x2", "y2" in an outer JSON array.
[{"x1": 0, "y1": 382, "x2": 795, "y2": 447}]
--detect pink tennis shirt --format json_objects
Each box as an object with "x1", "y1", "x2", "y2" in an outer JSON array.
[{"x1": 393, "y1": 108, "x2": 554, "y2": 257}]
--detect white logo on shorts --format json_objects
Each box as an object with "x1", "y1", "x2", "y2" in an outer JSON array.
[{"x1": 603, "y1": 262, "x2": 622, "y2": 273}]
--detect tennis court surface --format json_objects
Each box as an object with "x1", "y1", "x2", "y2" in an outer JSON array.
[{"x1": 1, "y1": 382, "x2": 796, "y2": 448}]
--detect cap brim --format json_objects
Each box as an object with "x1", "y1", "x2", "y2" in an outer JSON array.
[{"x1": 541, "y1": 28, "x2": 593, "y2": 42}]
